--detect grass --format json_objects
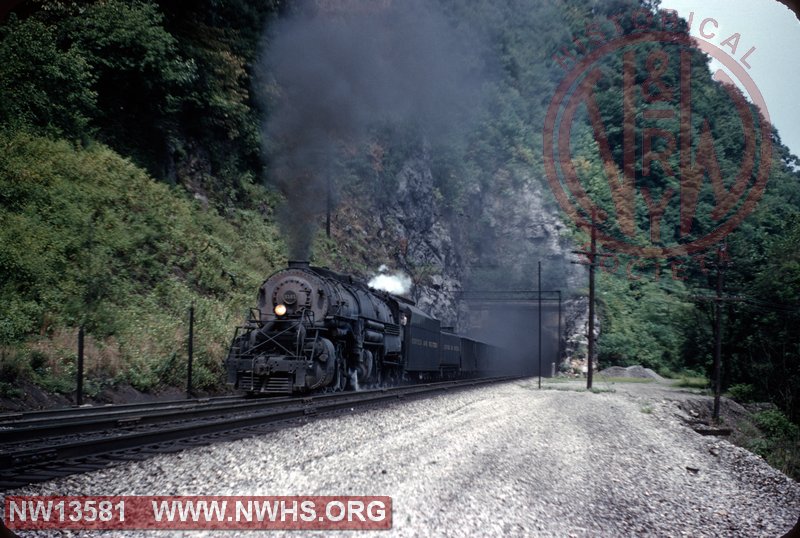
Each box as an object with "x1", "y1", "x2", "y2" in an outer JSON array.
[
  {"x1": 673, "y1": 376, "x2": 710, "y2": 389},
  {"x1": 595, "y1": 376, "x2": 655, "y2": 384},
  {"x1": 538, "y1": 382, "x2": 615, "y2": 394},
  {"x1": 543, "y1": 377, "x2": 573, "y2": 383},
  {"x1": 548, "y1": 376, "x2": 654, "y2": 384}
]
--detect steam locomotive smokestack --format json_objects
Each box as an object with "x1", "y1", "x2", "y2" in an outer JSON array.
[{"x1": 288, "y1": 260, "x2": 311, "y2": 270}]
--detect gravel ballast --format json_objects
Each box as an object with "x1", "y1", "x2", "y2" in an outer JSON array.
[{"x1": 4, "y1": 379, "x2": 799, "y2": 537}]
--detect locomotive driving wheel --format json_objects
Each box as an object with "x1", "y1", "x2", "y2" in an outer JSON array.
[{"x1": 324, "y1": 353, "x2": 347, "y2": 393}]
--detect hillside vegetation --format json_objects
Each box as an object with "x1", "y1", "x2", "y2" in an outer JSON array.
[
  {"x1": 0, "y1": 132, "x2": 286, "y2": 394},
  {"x1": 0, "y1": 0, "x2": 799, "y2": 455}
]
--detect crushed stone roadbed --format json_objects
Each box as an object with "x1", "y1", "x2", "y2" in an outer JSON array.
[{"x1": 4, "y1": 379, "x2": 799, "y2": 537}]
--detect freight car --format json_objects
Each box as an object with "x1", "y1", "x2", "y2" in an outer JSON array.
[{"x1": 224, "y1": 261, "x2": 505, "y2": 394}]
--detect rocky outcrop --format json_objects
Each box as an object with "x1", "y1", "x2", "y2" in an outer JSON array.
[
  {"x1": 335, "y1": 149, "x2": 590, "y2": 353},
  {"x1": 388, "y1": 154, "x2": 588, "y2": 350},
  {"x1": 469, "y1": 168, "x2": 585, "y2": 291},
  {"x1": 384, "y1": 153, "x2": 463, "y2": 326},
  {"x1": 563, "y1": 296, "x2": 590, "y2": 363}
]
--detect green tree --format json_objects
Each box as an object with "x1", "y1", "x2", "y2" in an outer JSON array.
[
  {"x1": 62, "y1": 0, "x2": 197, "y2": 175},
  {"x1": 0, "y1": 15, "x2": 96, "y2": 139}
]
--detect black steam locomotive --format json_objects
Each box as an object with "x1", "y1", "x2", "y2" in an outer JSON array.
[{"x1": 224, "y1": 261, "x2": 503, "y2": 394}]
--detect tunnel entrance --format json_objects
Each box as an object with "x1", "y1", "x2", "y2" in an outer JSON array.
[{"x1": 457, "y1": 290, "x2": 562, "y2": 378}]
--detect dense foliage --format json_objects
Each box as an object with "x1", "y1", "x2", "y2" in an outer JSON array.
[
  {"x1": 554, "y1": 4, "x2": 800, "y2": 423},
  {"x1": 0, "y1": 0, "x2": 284, "y2": 393},
  {"x1": 0, "y1": 132, "x2": 285, "y2": 392}
]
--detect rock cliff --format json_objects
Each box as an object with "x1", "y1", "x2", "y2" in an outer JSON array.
[{"x1": 332, "y1": 149, "x2": 588, "y2": 356}]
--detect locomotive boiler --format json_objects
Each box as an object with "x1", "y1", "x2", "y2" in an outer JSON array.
[{"x1": 225, "y1": 261, "x2": 503, "y2": 394}]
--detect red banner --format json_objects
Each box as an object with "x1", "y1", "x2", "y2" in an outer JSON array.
[{"x1": 4, "y1": 496, "x2": 392, "y2": 530}]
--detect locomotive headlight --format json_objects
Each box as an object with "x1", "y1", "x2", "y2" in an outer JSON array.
[{"x1": 274, "y1": 304, "x2": 287, "y2": 316}]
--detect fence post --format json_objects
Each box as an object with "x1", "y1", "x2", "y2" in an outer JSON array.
[
  {"x1": 76, "y1": 325, "x2": 84, "y2": 406},
  {"x1": 187, "y1": 303, "x2": 194, "y2": 398}
]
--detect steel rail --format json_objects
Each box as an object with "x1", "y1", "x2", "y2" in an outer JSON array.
[
  {"x1": 0, "y1": 395, "x2": 244, "y2": 422},
  {"x1": 0, "y1": 396, "x2": 300, "y2": 443}
]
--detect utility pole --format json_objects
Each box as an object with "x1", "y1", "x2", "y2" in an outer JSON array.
[
  {"x1": 538, "y1": 260, "x2": 542, "y2": 389},
  {"x1": 690, "y1": 244, "x2": 740, "y2": 423},
  {"x1": 557, "y1": 290, "x2": 562, "y2": 371},
  {"x1": 587, "y1": 222, "x2": 596, "y2": 390},
  {"x1": 712, "y1": 246, "x2": 724, "y2": 421},
  {"x1": 571, "y1": 211, "x2": 612, "y2": 390}
]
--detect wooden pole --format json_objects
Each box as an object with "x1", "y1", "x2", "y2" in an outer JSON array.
[
  {"x1": 587, "y1": 218, "x2": 596, "y2": 390},
  {"x1": 326, "y1": 167, "x2": 332, "y2": 238},
  {"x1": 570, "y1": 213, "x2": 611, "y2": 390},
  {"x1": 76, "y1": 325, "x2": 84, "y2": 406},
  {"x1": 688, "y1": 244, "x2": 738, "y2": 423},
  {"x1": 558, "y1": 290, "x2": 562, "y2": 368},
  {"x1": 538, "y1": 261, "x2": 542, "y2": 389},
  {"x1": 187, "y1": 303, "x2": 194, "y2": 398},
  {"x1": 326, "y1": 178, "x2": 331, "y2": 238},
  {"x1": 712, "y1": 245, "x2": 725, "y2": 421}
]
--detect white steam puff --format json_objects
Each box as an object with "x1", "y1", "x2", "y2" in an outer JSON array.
[{"x1": 368, "y1": 270, "x2": 412, "y2": 295}]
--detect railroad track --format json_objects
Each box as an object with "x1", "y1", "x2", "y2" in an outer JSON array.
[
  {"x1": 0, "y1": 394, "x2": 300, "y2": 444},
  {"x1": 0, "y1": 394, "x2": 243, "y2": 423},
  {"x1": 0, "y1": 377, "x2": 518, "y2": 490}
]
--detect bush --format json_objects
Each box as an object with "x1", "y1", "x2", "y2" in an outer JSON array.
[
  {"x1": 754, "y1": 409, "x2": 800, "y2": 440},
  {"x1": 0, "y1": 381, "x2": 23, "y2": 398},
  {"x1": 0, "y1": 349, "x2": 31, "y2": 382},
  {"x1": 727, "y1": 383, "x2": 758, "y2": 404},
  {"x1": 748, "y1": 409, "x2": 800, "y2": 479},
  {"x1": 657, "y1": 367, "x2": 678, "y2": 379}
]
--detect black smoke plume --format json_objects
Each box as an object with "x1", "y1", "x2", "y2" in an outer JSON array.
[{"x1": 255, "y1": 0, "x2": 483, "y2": 259}]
